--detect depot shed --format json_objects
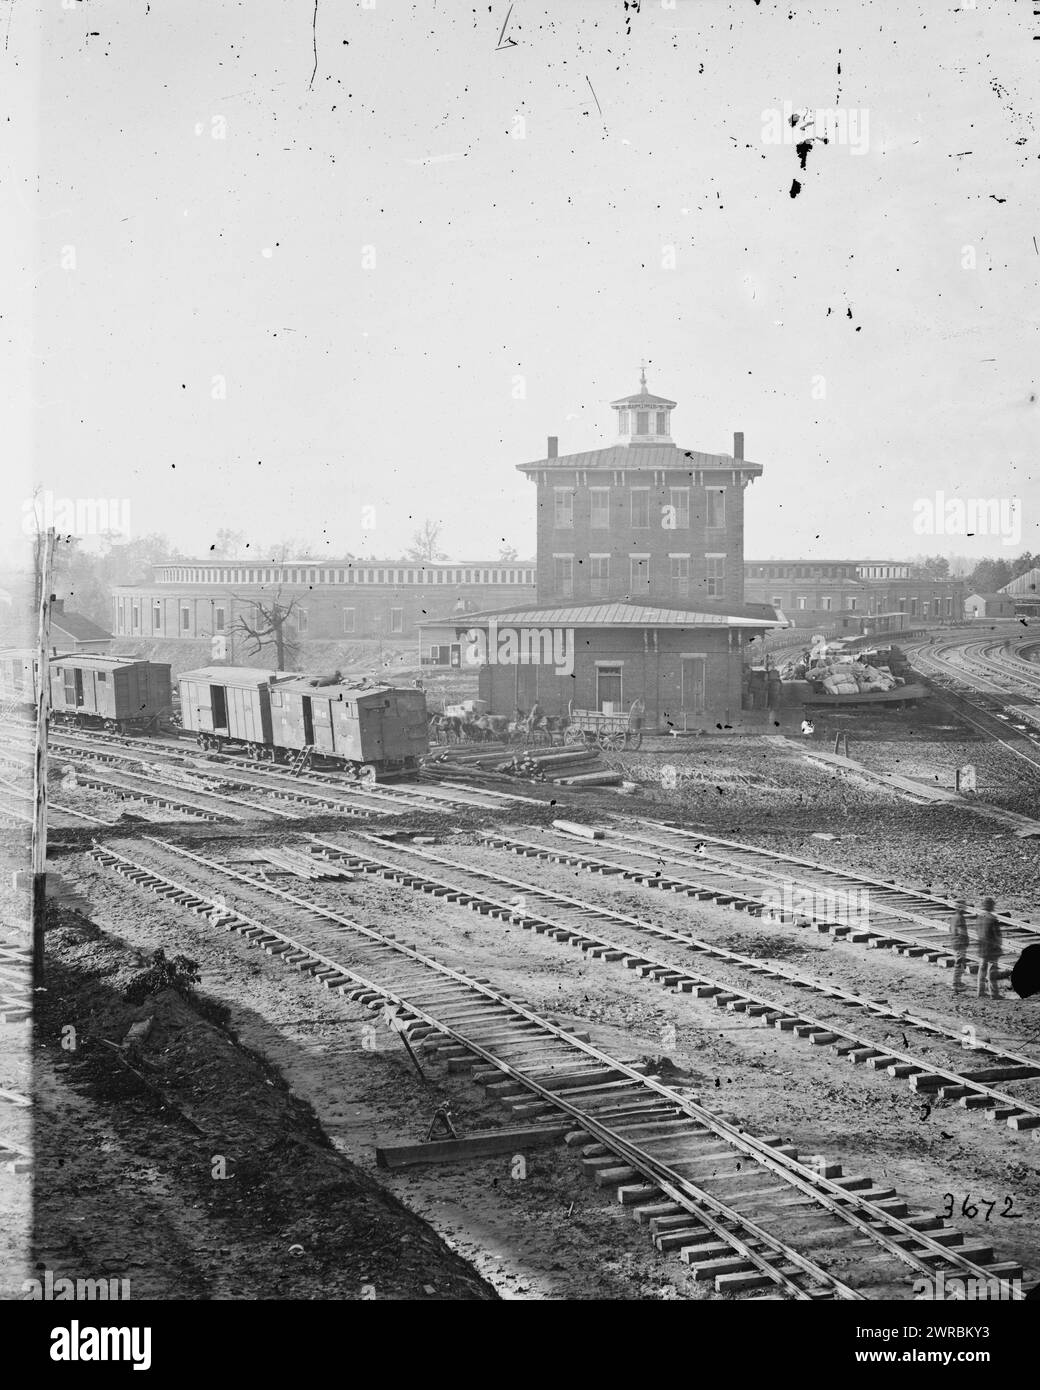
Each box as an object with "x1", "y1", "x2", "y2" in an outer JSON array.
[{"x1": 424, "y1": 598, "x2": 785, "y2": 730}]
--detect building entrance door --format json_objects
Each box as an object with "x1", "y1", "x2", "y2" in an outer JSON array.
[{"x1": 681, "y1": 657, "x2": 706, "y2": 714}]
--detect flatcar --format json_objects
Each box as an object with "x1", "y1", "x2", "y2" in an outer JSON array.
[{"x1": 178, "y1": 666, "x2": 429, "y2": 779}]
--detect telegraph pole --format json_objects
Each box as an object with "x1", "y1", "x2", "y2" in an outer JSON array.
[{"x1": 31, "y1": 527, "x2": 55, "y2": 987}]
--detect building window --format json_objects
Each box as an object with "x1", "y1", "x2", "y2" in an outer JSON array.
[
  {"x1": 343, "y1": 608, "x2": 356, "y2": 634},
  {"x1": 390, "y1": 608, "x2": 403, "y2": 634},
  {"x1": 822, "y1": 596, "x2": 833, "y2": 611},
  {"x1": 946, "y1": 596, "x2": 952, "y2": 617},
  {"x1": 910, "y1": 598, "x2": 918, "y2": 617},
  {"x1": 670, "y1": 556, "x2": 690, "y2": 598},
  {"x1": 631, "y1": 489, "x2": 650, "y2": 528},
  {"x1": 180, "y1": 606, "x2": 190, "y2": 632},
  {"x1": 707, "y1": 556, "x2": 726, "y2": 599},
  {"x1": 635, "y1": 411, "x2": 650, "y2": 436},
  {"x1": 656, "y1": 410, "x2": 669, "y2": 434},
  {"x1": 152, "y1": 600, "x2": 161, "y2": 632},
  {"x1": 297, "y1": 607, "x2": 308, "y2": 634},
  {"x1": 706, "y1": 490, "x2": 726, "y2": 529},
  {"x1": 669, "y1": 488, "x2": 690, "y2": 528},
  {"x1": 771, "y1": 596, "x2": 782, "y2": 608},
  {"x1": 132, "y1": 604, "x2": 140, "y2": 631},
  {"x1": 618, "y1": 409, "x2": 628, "y2": 434},
  {"x1": 589, "y1": 488, "x2": 610, "y2": 529},
  {"x1": 214, "y1": 606, "x2": 226, "y2": 633},
  {"x1": 553, "y1": 555, "x2": 574, "y2": 597},
  {"x1": 797, "y1": 596, "x2": 807, "y2": 610},
  {"x1": 630, "y1": 555, "x2": 650, "y2": 592},
  {"x1": 847, "y1": 598, "x2": 858, "y2": 612},
  {"x1": 590, "y1": 555, "x2": 610, "y2": 598}
]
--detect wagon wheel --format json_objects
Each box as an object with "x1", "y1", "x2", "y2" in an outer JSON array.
[
  {"x1": 600, "y1": 730, "x2": 627, "y2": 752},
  {"x1": 564, "y1": 723, "x2": 585, "y2": 745},
  {"x1": 626, "y1": 729, "x2": 643, "y2": 751}
]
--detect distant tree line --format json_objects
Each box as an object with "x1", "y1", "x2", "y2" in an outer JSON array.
[{"x1": 909, "y1": 552, "x2": 1038, "y2": 594}]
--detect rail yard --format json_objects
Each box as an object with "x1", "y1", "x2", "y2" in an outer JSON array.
[{"x1": 3, "y1": 625, "x2": 1039, "y2": 1304}]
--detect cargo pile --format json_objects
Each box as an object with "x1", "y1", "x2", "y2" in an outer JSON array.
[{"x1": 809, "y1": 660, "x2": 900, "y2": 695}]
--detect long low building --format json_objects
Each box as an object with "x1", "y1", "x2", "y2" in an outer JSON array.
[
  {"x1": 112, "y1": 558, "x2": 537, "y2": 645},
  {"x1": 423, "y1": 597, "x2": 786, "y2": 727},
  {"x1": 743, "y1": 560, "x2": 965, "y2": 630}
]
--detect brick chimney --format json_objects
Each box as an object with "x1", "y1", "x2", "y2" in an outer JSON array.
[
  {"x1": 547, "y1": 436, "x2": 558, "y2": 459},
  {"x1": 733, "y1": 431, "x2": 744, "y2": 461}
]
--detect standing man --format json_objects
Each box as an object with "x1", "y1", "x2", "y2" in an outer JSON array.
[
  {"x1": 976, "y1": 897, "x2": 1003, "y2": 1000},
  {"x1": 950, "y1": 897, "x2": 970, "y2": 995}
]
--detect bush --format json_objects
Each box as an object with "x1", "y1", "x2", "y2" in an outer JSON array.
[{"x1": 125, "y1": 948, "x2": 202, "y2": 1005}]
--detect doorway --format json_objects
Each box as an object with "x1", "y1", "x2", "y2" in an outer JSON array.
[
  {"x1": 209, "y1": 684, "x2": 228, "y2": 731},
  {"x1": 301, "y1": 696, "x2": 315, "y2": 746},
  {"x1": 596, "y1": 665, "x2": 622, "y2": 711},
  {"x1": 681, "y1": 657, "x2": 706, "y2": 714}
]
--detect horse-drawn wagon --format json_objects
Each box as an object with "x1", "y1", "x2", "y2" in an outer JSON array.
[{"x1": 563, "y1": 699, "x2": 644, "y2": 752}]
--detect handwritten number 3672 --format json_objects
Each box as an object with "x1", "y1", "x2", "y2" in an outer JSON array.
[{"x1": 942, "y1": 1194, "x2": 1020, "y2": 1221}]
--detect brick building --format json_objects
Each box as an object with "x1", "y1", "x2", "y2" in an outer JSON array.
[
  {"x1": 519, "y1": 371, "x2": 761, "y2": 608},
  {"x1": 743, "y1": 560, "x2": 965, "y2": 630},
  {"x1": 112, "y1": 559, "x2": 537, "y2": 646},
  {"x1": 422, "y1": 373, "x2": 784, "y2": 725}
]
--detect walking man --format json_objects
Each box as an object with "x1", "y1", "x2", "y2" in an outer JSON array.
[
  {"x1": 950, "y1": 897, "x2": 969, "y2": 994},
  {"x1": 976, "y1": 897, "x2": 1002, "y2": 1000}
]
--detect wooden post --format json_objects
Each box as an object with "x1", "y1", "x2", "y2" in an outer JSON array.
[{"x1": 31, "y1": 527, "x2": 55, "y2": 987}]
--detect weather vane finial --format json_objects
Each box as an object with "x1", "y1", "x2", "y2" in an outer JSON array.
[{"x1": 639, "y1": 360, "x2": 647, "y2": 391}]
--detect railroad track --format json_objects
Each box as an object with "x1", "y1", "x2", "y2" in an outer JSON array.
[
  {"x1": 1, "y1": 720, "x2": 537, "y2": 819},
  {"x1": 89, "y1": 835, "x2": 1027, "y2": 1299},
  {"x1": 306, "y1": 831, "x2": 1040, "y2": 1135},
  {"x1": 598, "y1": 821, "x2": 1040, "y2": 955}
]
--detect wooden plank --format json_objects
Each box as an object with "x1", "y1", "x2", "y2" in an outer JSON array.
[{"x1": 375, "y1": 1124, "x2": 569, "y2": 1169}]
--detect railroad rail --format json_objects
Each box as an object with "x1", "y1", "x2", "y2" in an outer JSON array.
[
  {"x1": 306, "y1": 831, "x2": 1040, "y2": 1134},
  {"x1": 90, "y1": 835, "x2": 1027, "y2": 1299}
]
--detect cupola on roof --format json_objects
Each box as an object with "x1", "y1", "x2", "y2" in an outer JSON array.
[{"x1": 609, "y1": 366, "x2": 676, "y2": 445}]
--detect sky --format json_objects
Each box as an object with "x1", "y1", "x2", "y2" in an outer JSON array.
[{"x1": 3, "y1": 0, "x2": 1038, "y2": 569}]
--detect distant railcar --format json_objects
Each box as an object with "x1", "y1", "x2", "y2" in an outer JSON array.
[
  {"x1": 49, "y1": 655, "x2": 173, "y2": 733},
  {"x1": 1, "y1": 649, "x2": 173, "y2": 733},
  {"x1": 177, "y1": 666, "x2": 429, "y2": 778},
  {"x1": 0, "y1": 649, "x2": 40, "y2": 711}
]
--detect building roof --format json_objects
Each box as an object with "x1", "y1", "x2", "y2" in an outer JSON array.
[
  {"x1": 609, "y1": 389, "x2": 678, "y2": 409},
  {"x1": 517, "y1": 444, "x2": 760, "y2": 474},
  {"x1": 51, "y1": 609, "x2": 112, "y2": 642},
  {"x1": 51, "y1": 654, "x2": 157, "y2": 670},
  {"x1": 271, "y1": 675, "x2": 402, "y2": 697},
  {"x1": 420, "y1": 598, "x2": 784, "y2": 630},
  {"x1": 967, "y1": 593, "x2": 1012, "y2": 604},
  {"x1": 1000, "y1": 567, "x2": 1040, "y2": 596}
]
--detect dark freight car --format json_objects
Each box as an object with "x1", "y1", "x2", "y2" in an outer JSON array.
[
  {"x1": 49, "y1": 655, "x2": 173, "y2": 733},
  {"x1": 269, "y1": 677, "x2": 428, "y2": 777}
]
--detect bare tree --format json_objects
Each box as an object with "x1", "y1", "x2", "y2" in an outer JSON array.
[
  {"x1": 407, "y1": 519, "x2": 447, "y2": 563},
  {"x1": 230, "y1": 589, "x2": 301, "y2": 670}
]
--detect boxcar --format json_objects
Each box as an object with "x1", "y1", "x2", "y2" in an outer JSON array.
[
  {"x1": 269, "y1": 677, "x2": 428, "y2": 777},
  {"x1": 0, "y1": 649, "x2": 40, "y2": 711},
  {"x1": 178, "y1": 666, "x2": 283, "y2": 753},
  {"x1": 49, "y1": 655, "x2": 173, "y2": 733}
]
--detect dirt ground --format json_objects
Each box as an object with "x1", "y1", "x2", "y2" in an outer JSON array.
[{"x1": 6, "y1": 690, "x2": 1040, "y2": 1302}]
